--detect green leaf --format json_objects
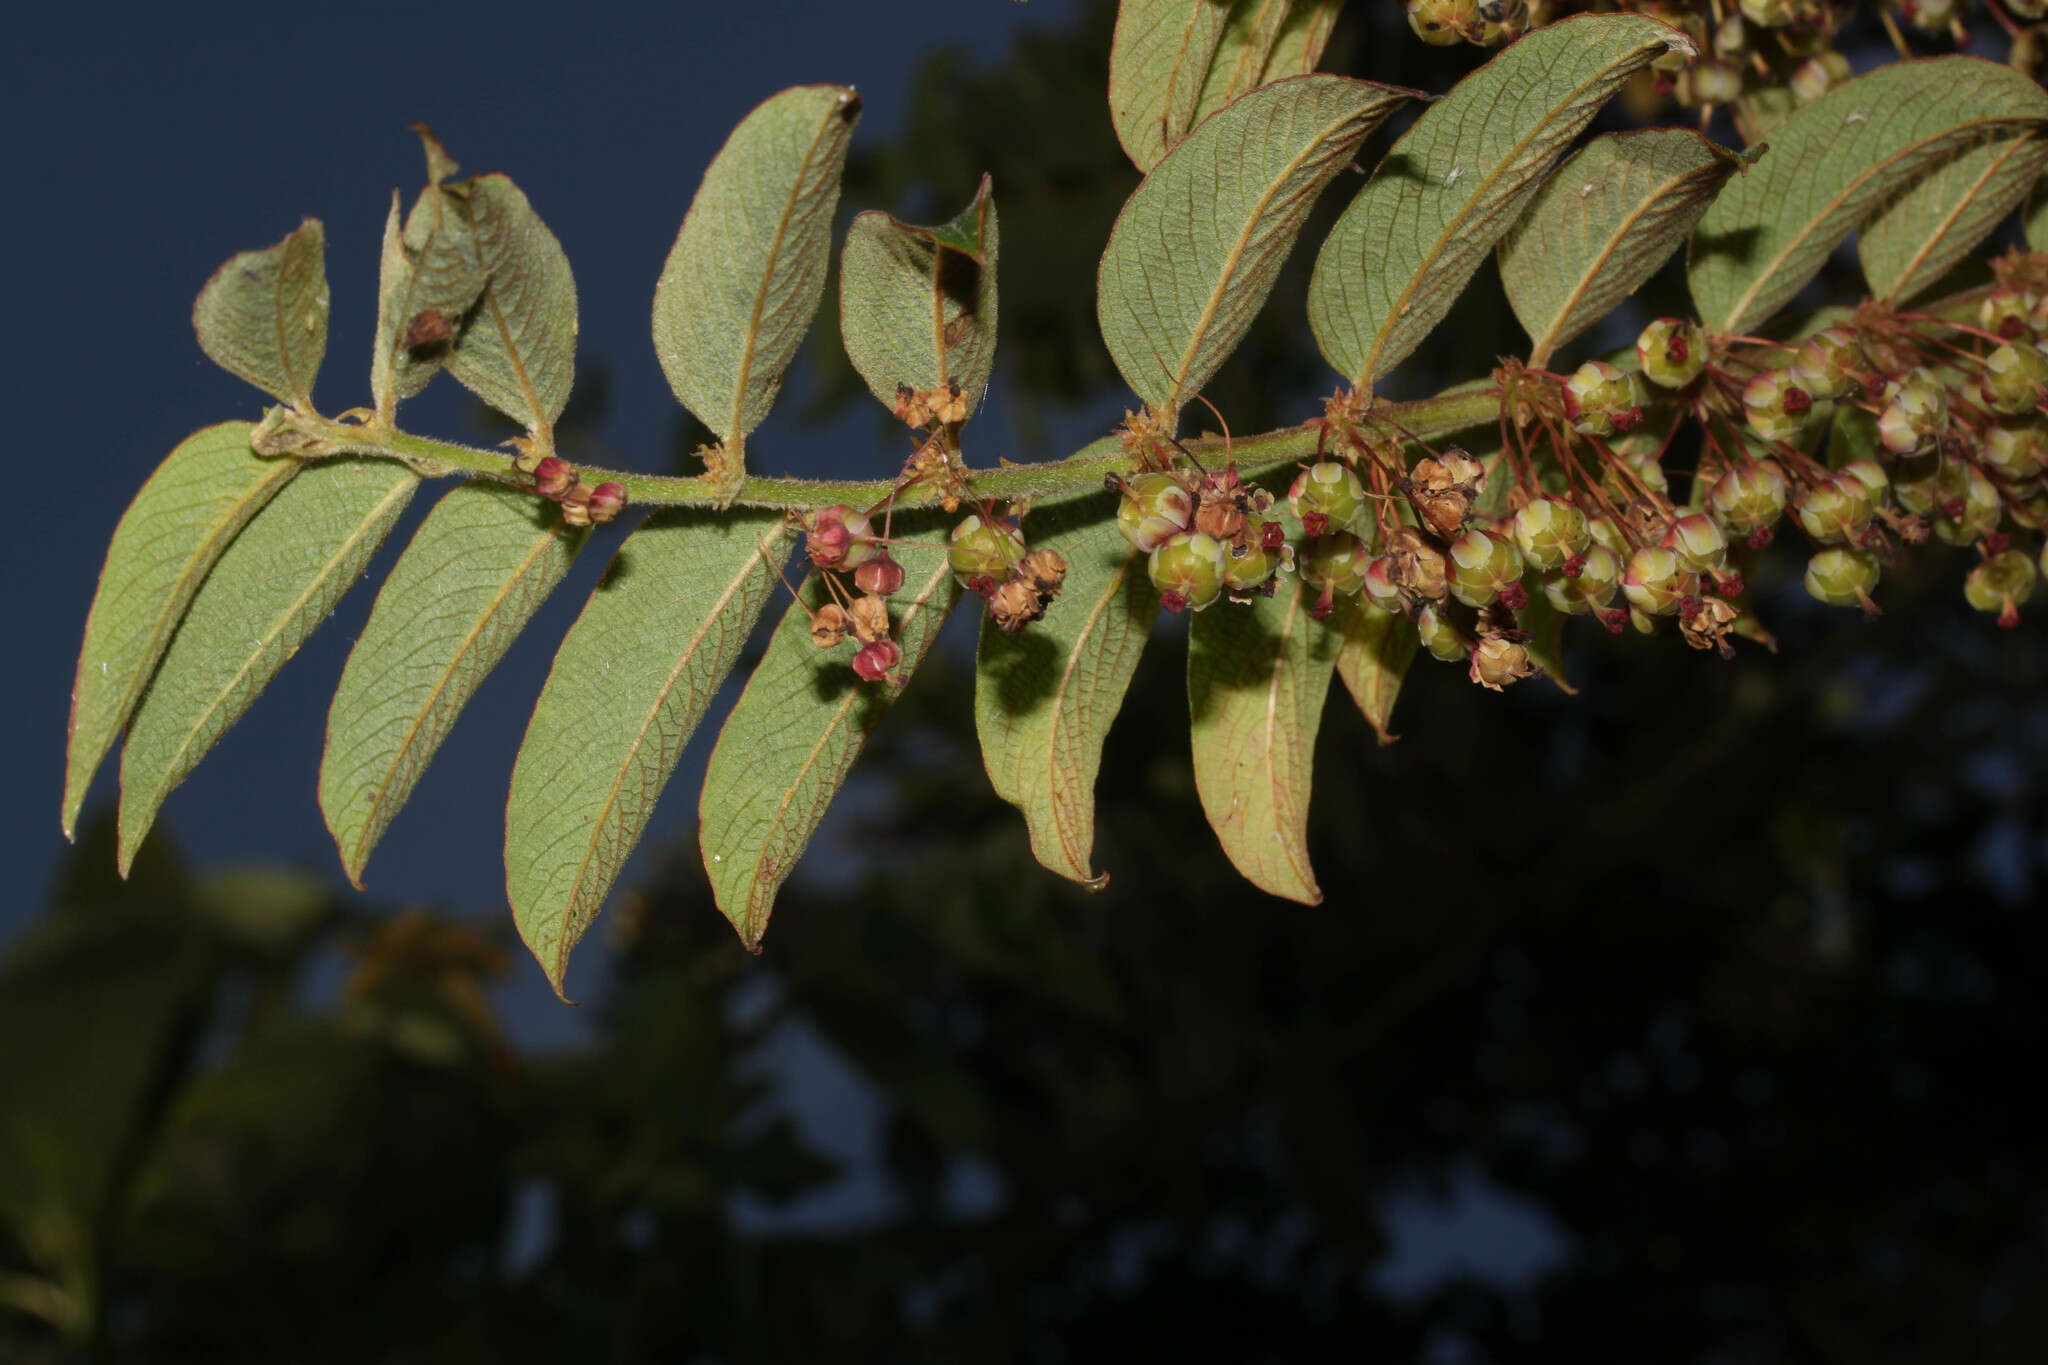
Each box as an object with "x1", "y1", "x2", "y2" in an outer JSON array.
[
  {"x1": 1189, "y1": 0, "x2": 1294, "y2": 124},
  {"x1": 443, "y1": 175, "x2": 578, "y2": 440},
  {"x1": 1733, "y1": 84, "x2": 1799, "y2": 148},
  {"x1": 2026, "y1": 169, "x2": 2048, "y2": 252},
  {"x1": 1499, "y1": 129, "x2": 1741, "y2": 368},
  {"x1": 117, "y1": 459, "x2": 421, "y2": 875},
  {"x1": 321, "y1": 484, "x2": 584, "y2": 888},
  {"x1": 974, "y1": 498, "x2": 1158, "y2": 889},
  {"x1": 1860, "y1": 132, "x2": 2048, "y2": 308},
  {"x1": 1099, "y1": 75, "x2": 1410, "y2": 420},
  {"x1": 1332, "y1": 598, "x2": 1415, "y2": 744},
  {"x1": 700, "y1": 534, "x2": 961, "y2": 948},
  {"x1": 1110, "y1": 0, "x2": 1233, "y2": 172},
  {"x1": 839, "y1": 175, "x2": 1000, "y2": 417},
  {"x1": 506, "y1": 511, "x2": 792, "y2": 997},
  {"x1": 191, "y1": 220, "x2": 328, "y2": 407},
  {"x1": 653, "y1": 85, "x2": 861, "y2": 465},
  {"x1": 1187, "y1": 577, "x2": 1340, "y2": 903},
  {"x1": 1516, "y1": 582, "x2": 1575, "y2": 695},
  {"x1": 64, "y1": 424, "x2": 298, "y2": 841},
  {"x1": 371, "y1": 191, "x2": 488, "y2": 412},
  {"x1": 1308, "y1": 13, "x2": 1688, "y2": 390},
  {"x1": 1689, "y1": 57, "x2": 2048, "y2": 336},
  {"x1": 1258, "y1": 0, "x2": 1347, "y2": 83}
]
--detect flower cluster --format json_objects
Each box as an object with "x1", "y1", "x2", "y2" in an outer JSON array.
[
  {"x1": 529, "y1": 457, "x2": 627, "y2": 528},
  {"x1": 1107, "y1": 466, "x2": 1294, "y2": 613}
]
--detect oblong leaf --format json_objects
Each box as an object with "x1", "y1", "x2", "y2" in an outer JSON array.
[
  {"x1": 1257, "y1": 0, "x2": 1346, "y2": 85},
  {"x1": 117, "y1": 459, "x2": 421, "y2": 874},
  {"x1": 1860, "y1": 132, "x2": 2048, "y2": 308},
  {"x1": 1187, "y1": 577, "x2": 1340, "y2": 904},
  {"x1": 2026, "y1": 169, "x2": 2048, "y2": 252},
  {"x1": 1110, "y1": 0, "x2": 1232, "y2": 172},
  {"x1": 1499, "y1": 129, "x2": 1741, "y2": 368},
  {"x1": 506, "y1": 511, "x2": 792, "y2": 997},
  {"x1": 839, "y1": 176, "x2": 1000, "y2": 418},
  {"x1": 1333, "y1": 599, "x2": 1415, "y2": 745},
  {"x1": 974, "y1": 498, "x2": 1158, "y2": 889},
  {"x1": 1188, "y1": 0, "x2": 1295, "y2": 125},
  {"x1": 700, "y1": 536, "x2": 961, "y2": 948},
  {"x1": 1308, "y1": 13, "x2": 1689, "y2": 390},
  {"x1": 321, "y1": 484, "x2": 584, "y2": 888},
  {"x1": 372, "y1": 186, "x2": 488, "y2": 411},
  {"x1": 1099, "y1": 74, "x2": 1411, "y2": 419},
  {"x1": 192, "y1": 220, "x2": 328, "y2": 406},
  {"x1": 444, "y1": 175, "x2": 578, "y2": 438},
  {"x1": 653, "y1": 85, "x2": 861, "y2": 456},
  {"x1": 1689, "y1": 57, "x2": 2048, "y2": 335},
  {"x1": 63, "y1": 424, "x2": 298, "y2": 840}
]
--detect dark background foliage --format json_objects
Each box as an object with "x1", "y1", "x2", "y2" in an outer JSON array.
[{"x1": 7, "y1": 2, "x2": 2046, "y2": 1360}]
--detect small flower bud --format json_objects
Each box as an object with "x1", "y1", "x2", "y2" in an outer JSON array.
[
  {"x1": 1803, "y1": 547, "x2": 1882, "y2": 615},
  {"x1": 1542, "y1": 544, "x2": 1622, "y2": 615},
  {"x1": 1742, "y1": 368, "x2": 1813, "y2": 444},
  {"x1": 1446, "y1": 527, "x2": 1525, "y2": 607},
  {"x1": 1299, "y1": 531, "x2": 1372, "y2": 618},
  {"x1": 1636, "y1": 318, "x2": 1707, "y2": 389},
  {"x1": 1878, "y1": 371, "x2": 1949, "y2": 456},
  {"x1": 1416, "y1": 602, "x2": 1476, "y2": 664},
  {"x1": 1511, "y1": 498, "x2": 1592, "y2": 571},
  {"x1": 1222, "y1": 537, "x2": 1284, "y2": 596},
  {"x1": 1112, "y1": 473, "x2": 1195, "y2": 553},
  {"x1": 586, "y1": 482, "x2": 627, "y2": 525},
  {"x1": 1931, "y1": 464, "x2": 2004, "y2": 546},
  {"x1": 1709, "y1": 461, "x2": 1790, "y2": 539},
  {"x1": 558, "y1": 483, "x2": 594, "y2": 528},
  {"x1": 854, "y1": 551, "x2": 906, "y2": 598},
  {"x1": 1791, "y1": 326, "x2": 1864, "y2": 402},
  {"x1": 1149, "y1": 531, "x2": 1229, "y2": 612},
  {"x1": 1983, "y1": 420, "x2": 2048, "y2": 481},
  {"x1": 1288, "y1": 461, "x2": 1365, "y2": 537},
  {"x1": 852, "y1": 638, "x2": 901, "y2": 683},
  {"x1": 1469, "y1": 636, "x2": 1534, "y2": 692},
  {"x1": 1979, "y1": 342, "x2": 2048, "y2": 417},
  {"x1": 948, "y1": 513, "x2": 1027, "y2": 589},
  {"x1": 1562, "y1": 360, "x2": 1645, "y2": 438},
  {"x1": 1621, "y1": 545, "x2": 1699, "y2": 617},
  {"x1": 810, "y1": 505, "x2": 878, "y2": 570},
  {"x1": 1789, "y1": 50, "x2": 1850, "y2": 103},
  {"x1": 1406, "y1": 0, "x2": 1476, "y2": 45},
  {"x1": 1794, "y1": 473, "x2": 1876, "y2": 545},
  {"x1": 809, "y1": 602, "x2": 849, "y2": 650},
  {"x1": 1664, "y1": 512, "x2": 1729, "y2": 572},
  {"x1": 1964, "y1": 548, "x2": 2037, "y2": 627},
  {"x1": 1980, "y1": 288, "x2": 2039, "y2": 342},
  {"x1": 532, "y1": 455, "x2": 574, "y2": 499}
]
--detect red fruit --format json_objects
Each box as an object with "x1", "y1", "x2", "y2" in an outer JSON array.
[{"x1": 852, "y1": 638, "x2": 900, "y2": 683}]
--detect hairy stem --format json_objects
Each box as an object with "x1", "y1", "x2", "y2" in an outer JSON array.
[{"x1": 290, "y1": 384, "x2": 1502, "y2": 513}]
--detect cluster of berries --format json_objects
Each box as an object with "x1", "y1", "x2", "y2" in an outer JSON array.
[
  {"x1": 1405, "y1": 0, "x2": 1532, "y2": 46},
  {"x1": 1106, "y1": 466, "x2": 1294, "y2": 613},
  {"x1": 944, "y1": 513, "x2": 1070, "y2": 634},
  {"x1": 530, "y1": 457, "x2": 627, "y2": 528}
]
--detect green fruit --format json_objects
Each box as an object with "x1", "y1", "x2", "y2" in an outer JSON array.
[
  {"x1": 1708, "y1": 462, "x2": 1789, "y2": 539},
  {"x1": 1621, "y1": 545, "x2": 1698, "y2": 617},
  {"x1": 1287, "y1": 462, "x2": 1365, "y2": 536},
  {"x1": 1803, "y1": 547, "x2": 1881, "y2": 610},
  {"x1": 1510, "y1": 498, "x2": 1591, "y2": 571},
  {"x1": 1416, "y1": 603, "x2": 1475, "y2": 664},
  {"x1": 1542, "y1": 544, "x2": 1621, "y2": 615},
  {"x1": 1636, "y1": 318, "x2": 1706, "y2": 389},
  {"x1": 948, "y1": 514, "x2": 1026, "y2": 589},
  {"x1": 1112, "y1": 473, "x2": 1193, "y2": 553},
  {"x1": 1299, "y1": 532, "x2": 1371, "y2": 597},
  {"x1": 1983, "y1": 421, "x2": 2048, "y2": 481},
  {"x1": 1878, "y1": 371, "x2": 1947, "y2": 456},
  {"x1": 1446, "y1": 528, "x2": 1525, "y2": 607},
  {"x1": 1742, "y1": 368, "x2": 1813, "y2": 444},
  {"x1": 1979, "y1": 343, "x2": 2048, "y2": 418},
  {"x1": 1791, "y1": 326, "x2": 1863, "y2": 402},
  {"x1": 1931, "y1": 464, "x2": 2004, "y2": 546},
  {"x1": 1148, "y1": 531, "x2": 1228, "y2": 612},
  {"x1": 1665, "y1": 513, "x2": 1728, "y2": 573},
  {"x1": 1964, "y1": 549, "x2": 2037, "y2": 625},
  {"x1": 1563, "y1": 360, "x2": 1644, "y2": 438},
  {"x1": 1793, "y1": 474, "x2": 1875, "y2": 546}
]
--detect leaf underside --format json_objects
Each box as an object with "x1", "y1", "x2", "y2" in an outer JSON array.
[
  {"x1": 64, "y1": 424, "x2": 298, "y2": 839},
  {"x1": 1860, "y1": 131, "x2": 2048, "y2": 309},
  {"x1": 1332, "y1": 598, "x2": 1416, "y2": 745},
  {"x1": 1110, "y1": 0, "x2": 1234, "y2": 173},
  {"x1": 322, "y1": 483, "x2": 584, "y2": 888},
  {"x1": 374, "y1": 183, "x2": 487, "y2": 409},
  {"x1": 975, "y1": 497, "x2": 1159, "y2": 889},
  {"x1": 839, "y1": 175, "x2": 1001, "y2": 417},
  {"x1": 506, "y1": 511, "x2": 792, "y2": 998},
  {"x1": 191, "y1": 220, "x2": 328, "y2": 407},
  {"x1": 1099, "y1": 73, "x2": 1411, "y2": 421},
  {"x1": 1689, "y1": 56, "x2": 2048, "y2": 336},
  {"x1": 444, "y1": 174, "x2": 579, "y2": 436},
  {"x1": 1308, "y1": 12, "x2": 1685, "y2": 390},
  {"x1": 1188, "y1": 575, "x2": 1340, "y2": 904},
  {"x1": 700, "y1": 533, "x2": 961, "y2": 950},
  {"x1": 117, "y1": 458, "x2": 422, "y2": 876},
  {"x1": 653, "y1": 84, "x2": 861, "y2": 455},
  {"x1": 1499, "y1": 128, "x2": 1740, "y2": 369}
]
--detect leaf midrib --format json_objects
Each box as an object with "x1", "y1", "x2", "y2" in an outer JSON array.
[
  {"x1": 1259, "y1": 585, "x2": 1315, "y2": 896},
  {"x1": 1357, "y1": 33, "x2": 1666, "y2": 385},
  {"x1": 464, "y1": 184, "x2": 552, "y2": 438},
  {"x1": 1876, "y1": 133, "x2": 2041, "y2": 307},
  {"x1": 728, "y1": 102, "x2": 847, "y2": 445},
  {"x1": 1032, "y1": 552, "x2": 1134, "y2": 875},
  {"x1": 341, "y1": 522, "x2": 567, "y2": 884},
  {"x1": 1528, "y1": 156, "x2": 1729, "y2": 368},
  {"x1": 1168, "y1": 93, "x2": 1385, "y2": 410},
  {"x1": 551, "y1": 528, "x2": 784, "y2": 980},
  {"x1": 1716, "y1": 112, "x2": 2046, "y2": 332}
]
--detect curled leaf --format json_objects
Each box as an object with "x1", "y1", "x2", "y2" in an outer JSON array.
[{"x1": 191, "y1": 220, "x2": 328, "y2": 407}]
